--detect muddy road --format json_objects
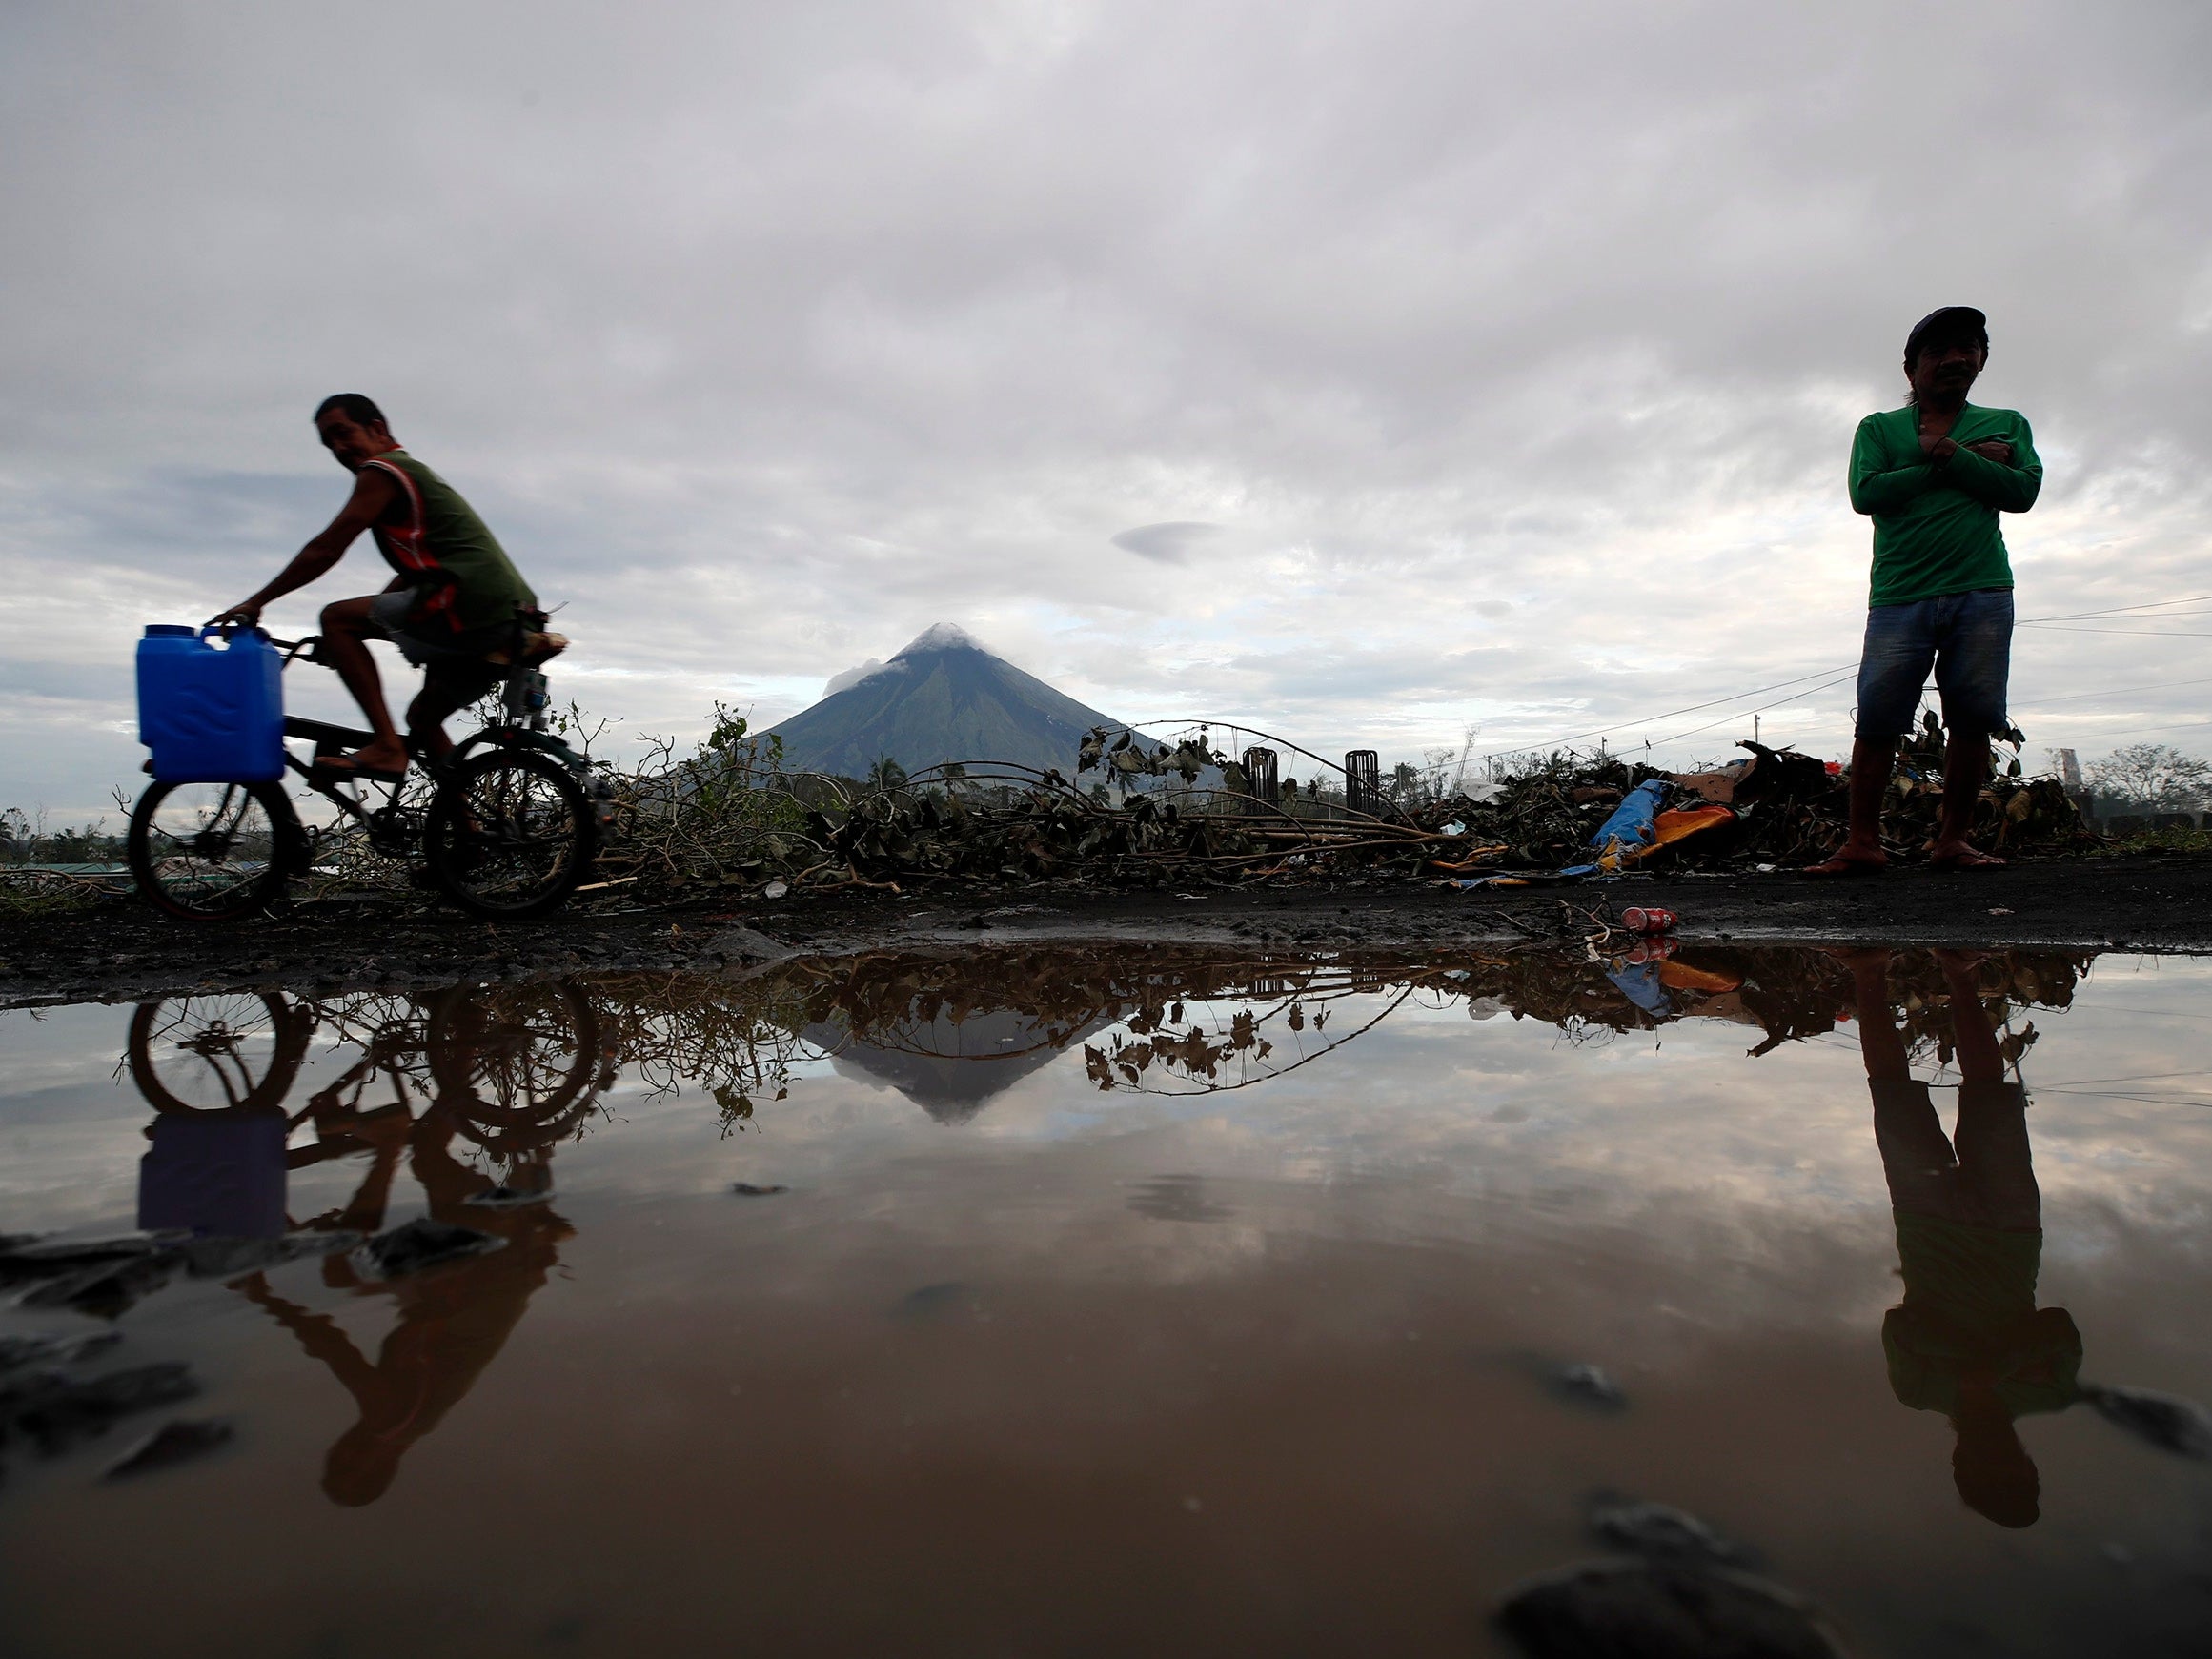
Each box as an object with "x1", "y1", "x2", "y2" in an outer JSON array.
[{"x1": 3, "y1": 854, "x2": 2204, "y2": 1008}]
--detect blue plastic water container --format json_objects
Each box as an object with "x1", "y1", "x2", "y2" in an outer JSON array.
[
  {"x1": 136, "y1": 625, "x2": 287, "y2": 783},
  {"x1": 137, "y1": 1112, "x2": 289, "y2": 1239}
]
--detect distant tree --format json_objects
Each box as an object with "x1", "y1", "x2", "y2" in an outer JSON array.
[
  {"x1": 1389, "y1": 761, "x2": 1421, "y2": 804},
  {"x1": 865, "y1": 754, "x2": 910, "y2": 793},
  {"x1": 2085, "y1": 744, "x2": 2212, "y2": 812}
]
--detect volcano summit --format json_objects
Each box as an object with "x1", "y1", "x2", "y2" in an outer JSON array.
[{"x1": 764, "y1": 625, "x2": 1127, "y2": 780}]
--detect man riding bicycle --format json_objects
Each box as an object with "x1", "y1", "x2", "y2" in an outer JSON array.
[{"x1": 213, "y1": 395, "x2": 560, "y2": 779}]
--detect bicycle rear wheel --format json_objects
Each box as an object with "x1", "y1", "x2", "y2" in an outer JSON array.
[
  {"x1": 428, "y1": 981, "x2": 606, "y2": 1153},
  {"x1": 422, "y1": 748, "x2": 597, "y2": 918},
  {"x1": 127, "y1": 779, "x2": 300, "y2": 921}
]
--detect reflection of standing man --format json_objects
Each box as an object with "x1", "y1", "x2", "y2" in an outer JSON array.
[
  {"x1": 1841, "y1": 948, "x2": 2080, "y2": 1527},
  {"x1": 238, "y1": 1105, "x2": 571, "y2": 1507},
  {"x1": 1810, "y1": 308, "x2": 2041, "y2": 875}
]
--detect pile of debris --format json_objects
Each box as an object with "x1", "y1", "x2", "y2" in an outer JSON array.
[
  {"x1": 295, "y1": 702, "x2": 2088, "y2": 902},
  {"x1": 1406, "y1": 714, "x2": 2095, "y2": 885},
  {"x1": 634, "y1": 713, "x2": 2095, "y2": 895}
]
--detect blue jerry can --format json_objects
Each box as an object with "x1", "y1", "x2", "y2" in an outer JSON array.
[
  {"x1": 137, "y1": 1112, "x2": 289, "y2": 1239},
  {"x1": 136, "y1": 625, "x2": 287, "y2": 782}
]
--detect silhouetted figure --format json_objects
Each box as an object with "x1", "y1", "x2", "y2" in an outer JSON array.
[
  {"x1": 239, "y1": 1104, "x2": 571, "y2": 1507},
  {"x1": 1844, "y1": 949, "x2": 2080, "y2": 1527},
  {"x1": 1807, "y1": 307, "x2": 2042, "y2": 875}
]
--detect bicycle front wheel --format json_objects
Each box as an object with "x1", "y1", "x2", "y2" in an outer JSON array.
[
  {"x1": 423, "y1": 748, "x2": 597, "y2": 918},
  {"x1": 127, "y1": 993, "x2": 312, "y2": 1115},
  {"x1": 127, "y1": 779, "x2": 300, "y2": 922}
]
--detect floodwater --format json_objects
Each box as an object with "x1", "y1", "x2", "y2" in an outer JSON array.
[{"x1": 2, "y1": 942, "x2": 2209, "y2": 1658}]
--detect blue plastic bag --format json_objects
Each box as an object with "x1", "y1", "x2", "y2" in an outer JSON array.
[{"x1": 1588, "y1": 779, "x2": 1669, "y2": 870}]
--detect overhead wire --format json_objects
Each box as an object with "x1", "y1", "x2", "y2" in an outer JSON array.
[
  {"x1": 2019, "y1": 625, "x2": 2212, "y2": 639},
  {"x1": 1648, "y1": 669, "x2": 1860, "y2": 748},
  {"x1": 2015, "y1": 593, "x2": 2212, "y2": 624},
  {"x1": 1458, "y1": 662, "x2": 1857, "y2": 764},
  {"x1": 1491, "y1": 588, "x2": 2212, "y2": 762},
  {"x1": 2017, "y1": 675, "x2": 2212, "y2": 707},
  {"x1": 1132, "y1": 586, "x2": 2212, "y2": 771}
]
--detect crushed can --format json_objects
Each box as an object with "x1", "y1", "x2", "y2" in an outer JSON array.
[{"x1": 1620, "y1": 905, "x2": 1676, "y2": 934}]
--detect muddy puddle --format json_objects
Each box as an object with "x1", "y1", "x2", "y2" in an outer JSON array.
[{"x1": 2, "y1": 942, "x2": 2210, "y2": 1657}]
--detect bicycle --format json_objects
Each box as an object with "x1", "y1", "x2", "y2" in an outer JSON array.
[
  {"x1": 126, "y1": 981, "x2": 611, "y2": 1162},
  {"x1": 126, "y1": 629, "x2": 610, "y2": 921}
]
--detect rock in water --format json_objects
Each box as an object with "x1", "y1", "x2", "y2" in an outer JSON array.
[
  {"x1": 1497, "y1": 1559, "x2": 1849, "y2": 1659},
  {"x1": 181, "y1": 1232, "x2": 358, "y2": 1278},
  {"x1": 4, "y1": 1363, "x2": 200, "y2": 1456},
  {"x1": 2084, "y1": 1385, "x2": 2212, "y2": 1460},
  {"x1": 17, "y1": 1253, "x2": 180, "y2": 1319},
  {"x1": 463, "y1": 1185, "x2": 555, "y2": 1209},
  {"x1": 0, "y1": 1331, "x2": 122, "y2": 1377},
  {"x1": 353, "y1": 1219, "x2": 502, "y2": 1278},
  {"x1": 102, "y1": 1418, "x2": 234, "y2": 1480},
  {"x1": 730, "y1": 1183, "x2": 789, "y2": 1198},
  {"x1": 1550, "y1": 1362, "x2": 1629, "y2": 1413},
  {"x1": 0, "y1": 1232, "x2": 185, "y2": 1274},
  {"x1": 1592, "y1": 1499, "x2": 1755, "y2": 1568}
]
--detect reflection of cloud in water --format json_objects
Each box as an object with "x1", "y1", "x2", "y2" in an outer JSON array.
[{"x1": 1127, "y1": 1174, "x2": 1233, "y2": 1224}]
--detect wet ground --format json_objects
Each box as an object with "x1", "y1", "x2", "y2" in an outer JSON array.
[
  {"x1": 2, "y1": 853, "x2": 2209, "y2": 1010},
  {"x1": 3, "y1": 941, "x2": 2210, "y2": 1656}
]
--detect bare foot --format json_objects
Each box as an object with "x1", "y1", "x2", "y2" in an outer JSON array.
[
  {"x1": 319, "y1": 737, "x2": 409, "y2": 779},
  {"x1": 1805, "y1": 849, "x2": 1888, "y2": 877},
  {"x1": 1928, "y1": 842, "x2": 2005, "y2": 870}
]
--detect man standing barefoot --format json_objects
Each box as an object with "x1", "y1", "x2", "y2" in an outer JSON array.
[{"x1": 1808, "y1": 307, "x2": 2041, "y2": 876}]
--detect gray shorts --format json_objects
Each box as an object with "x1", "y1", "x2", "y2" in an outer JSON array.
[{"x1": 369, "y1": 590, "x2": 495, "y2": 669}]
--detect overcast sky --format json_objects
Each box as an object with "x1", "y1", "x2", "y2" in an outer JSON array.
[{"x1": 4, "y1": 0, "x2": 2209, "y2": 819}]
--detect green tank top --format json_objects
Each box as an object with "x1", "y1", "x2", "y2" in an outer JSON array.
[{"x1": 365, "y1": 450, "x2": 537, "y2": 634}]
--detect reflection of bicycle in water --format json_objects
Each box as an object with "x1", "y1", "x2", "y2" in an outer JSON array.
[
  {"x1": 129, "y1": 982, "x2": 610, "y2": 1162},
  {"x1": 125, "y1": 982, "x2": 614, "y2": 1505}
]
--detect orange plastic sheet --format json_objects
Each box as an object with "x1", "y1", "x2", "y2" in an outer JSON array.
[
  {"x1": 1658, "y1": 960, "x2": 1745, "y2": 994},
  {"x1": 1632, "y1": 805, "x2": 1736, "y2": 860}
]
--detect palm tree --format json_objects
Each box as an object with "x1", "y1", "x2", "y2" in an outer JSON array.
[{"x1": 865, "y1": 754, "x2": 909, "y2": 793}]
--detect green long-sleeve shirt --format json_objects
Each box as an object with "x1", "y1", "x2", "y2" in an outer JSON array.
[{"x1": 1849, "y1": 402, "x2": 2041, "y2": 607}]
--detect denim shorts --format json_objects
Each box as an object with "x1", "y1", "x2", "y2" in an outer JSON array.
[{"x1": 1855, "y1": 588, "x2": 2013, "y2": 739}]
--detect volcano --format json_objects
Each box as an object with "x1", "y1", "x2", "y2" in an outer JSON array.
[{"x1": 764, "y1": 625, "x2": 1126, "y2": 780}]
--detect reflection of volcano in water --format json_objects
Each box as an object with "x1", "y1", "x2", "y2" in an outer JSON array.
[{"x1": 802, "y1": 1006, "x2": 1113, "y2": 1124}]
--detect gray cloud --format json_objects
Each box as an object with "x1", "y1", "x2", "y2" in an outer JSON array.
[
  {"x1": 1110, "y1": 522, "x2": 1222, "y2": 564},
  {"x1": 2, "y1": 0, "x2": 2209, "y2": 815}
]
